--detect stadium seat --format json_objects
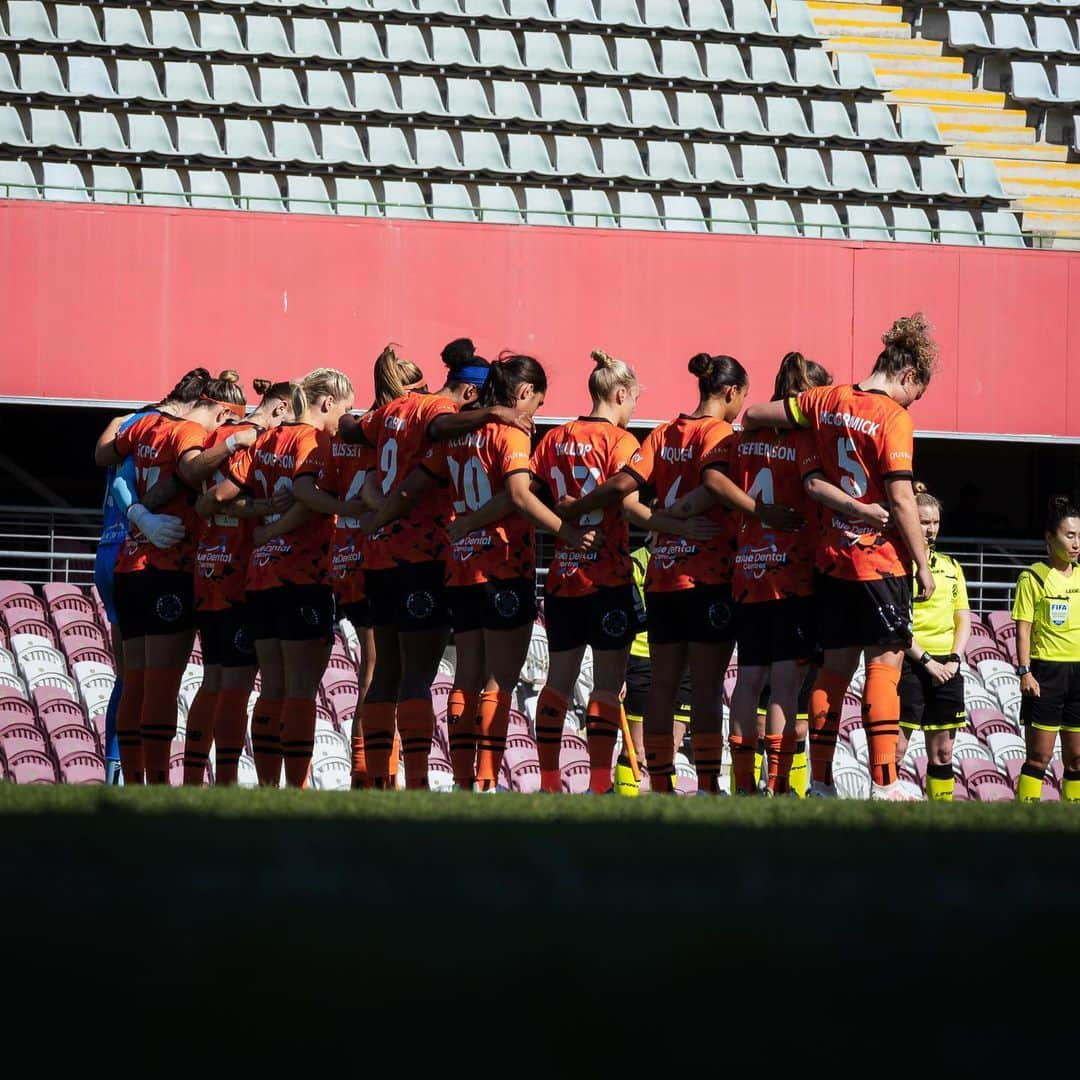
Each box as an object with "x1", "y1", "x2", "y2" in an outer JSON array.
[
  {"x1": 708, "y1": 198, "x2": 752, "y2": 234},
  {"x1": 0, "y1": 161, "x2": 38, "y2": 199},
  {"x1": 754, "y1": 199, "x2": 799, "y2": 237},
  {"x1": 476, "y1": 185, "x2": 523, "y2": 224},
  {"x1": 981, "y1": 212, "x2": 1026, "y2": 249},
  {"x1": 618, "y1": 191, "x2": 662, "y2": 229},
  {"x1": 190, "y1": 171, "x2": 238, "y2": 211},
  {"x1": 431, "y1": 183, "x2": 478, "y2": 221},
  {"x1": 800, "y1": 202, "x2": 846, "y2": 239},
  {"x1": 8, "y1": 749, "x2": 58, "y2": 784},
  {"x1": 61, "y1": 753, "x2": 106, "y2": 784},
  {"x1": 846, "y1": 205, "x2": 891, "y2": 243},
  {"x1": 891, "y1": 207, "x2": 934, "y2": 244},
  {"x1": 921, "y1": 159, "x2": 965, "y2": 199},
  {"x1": 663, "y1": 195, "x2": 708, "y2": 232},
  {"x1": 571, "y1": 188, "x2": 616, "y2": 227}
]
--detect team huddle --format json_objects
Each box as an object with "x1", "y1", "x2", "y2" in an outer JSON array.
[{"x1": 90, "y1": 314, "x2": 1080, "y2": 801}]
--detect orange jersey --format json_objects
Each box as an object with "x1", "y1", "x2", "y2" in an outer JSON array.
[
  {"x1": 194, "y1": 421, "x2": 262, "y2": 612},
  {"x1": 531, "y1": 419, "x2": 640, "y2": 597},
  {"x1": 787, "y1": 384, "x2": 915, "y2": 582},
  {"x1": 627, "y1": 415, "x2": 737, "y2": 593},
  {"x1": 730, "y1": 428, "x2": 821, "y2": 603},
  {"x1": 329, "y1": 436, "x2": 376, "y2": 606},
  {"x1": 229, "y1": 423, "x2": 334, "y2": 592},
  {"x1": 362, "y1": 392, "x2": 457, "y2": 570},
  {"x1": 424, "y1": 423, "x2": 535, "y2": 586},
  {"x1": 113, "y1": 411, "x2": 207, "y2": 575}
]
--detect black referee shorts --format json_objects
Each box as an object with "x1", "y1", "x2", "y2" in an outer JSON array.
[{"x1": 899, "y1": 657, "x2": 966, "y2": 731}]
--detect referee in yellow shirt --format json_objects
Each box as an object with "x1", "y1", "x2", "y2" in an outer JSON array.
[
  {"x1": 896, "y1": 484, "x2": 971, "y2": 801},
  {"x1": 1014, "y1": 495, "x2": 1080, "y2": 803},
  {"x1": 615, "y1": 545, "x2": 692, "y2": 794}
]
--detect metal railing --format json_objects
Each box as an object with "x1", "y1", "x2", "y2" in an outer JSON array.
[
  {"x1": 0, "y1": 183, "x2": 1029, "y2": 246},
  {"x1": 0, "y1": 506, "x2": 103, "y2": 586},
  {"x1": 0, "y1": 506, "x2": 1046, "y2": 608}
]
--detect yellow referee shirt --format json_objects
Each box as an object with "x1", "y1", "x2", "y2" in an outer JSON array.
[
  {"x1": 913, "y1": 550, "x2": 969, "y2": 655},
  {"x1": 630, "y1": 546, "x2": 650, "y2": 660},
  {"x1": 1012, "y1": 561, "x2": 1080, "y2": 663}
]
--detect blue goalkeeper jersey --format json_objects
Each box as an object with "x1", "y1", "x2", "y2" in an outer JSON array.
[{"x1": 99, "y1": 411, "x2": 154, "y2": 546}]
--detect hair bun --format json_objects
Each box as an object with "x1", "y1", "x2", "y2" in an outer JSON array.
[
  {"x1": 1049, "y1": 494, "x2": 1073, "y2": 511},
  {"x1": 252, "y1": 378, "x2": 272, "y2": 396},
  {"x1": 591, "y1": 348, "x2": 615, "y2": 370},
  {"x1": 217, "y1": 369, "x2": 240, "y2": 383},
  {"x1": 913, "y1": 480, "x2": 928, "y2": 495},
  {"x1": 687, "y1": 352, "x2": 714, "y2": 378}
]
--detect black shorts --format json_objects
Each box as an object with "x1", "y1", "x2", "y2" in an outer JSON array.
[
  {"x1": 899, "y1": 657, "x2": 967, "y2": 731},
  {"x1": 365, "y1": 563, "x2": 449, "y2": 632},
  {"x1": 543, "y1": 585, "x2": 646, "y2": 653},
  {"x1": 247, "y1": 584, "x2": 335, "y2": 644},
  {"x1": 448, "y1": 578, "x2": 536, "y2": 634},
  {"x1": 197, "y1": 605, "x2": 256, "y2": 668},
  {"x1": 339, "y1": 599, "x2": 374, "y2": 630},
  {"x1": 815, "y1": 573, "x2": 912, "y2": 651},
  {"x1": 646, "y1": 584, "x2": 735, "y2": 647},
  {"x1": 624, "y1": 654, "x2": 691, "y2": 725},
  {"x1": 113, "y1": 569, "x2": 195, "y2": 639},
  {"x1": 1021, "y1": 659, "x2": 1080, "y2": 732},
  {"x1": 736, "y1": 596, "x2": 814, "y2": 666}
]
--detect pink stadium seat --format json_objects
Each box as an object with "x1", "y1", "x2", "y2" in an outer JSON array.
[
  {"x1": 951, "y1": 778, "x2": 970, "y2": 800},
  {"x1": 1048, "y1": 758, "x2": 1064, "y2": 791},
  {"x1": 842, "y1": 691, "x2": 862, "y2": 713},
  {"x1": 968, "y1": 618, "x2": 993, "y2": 642},
  {"x1": 314, "y1": 703, "x2": 337, "y2": 731},
  {"x1": 0, "y1": 690, "x2": 37, "y2": 725},
  {"x1": 508, "y1": 709, "x2": 530, "y2": 732},
  {"x1": 328, "y1": 689, "x2": 360, "y2": 724},
  {"x1": 8, "y1": 750, "x2": 57, "y2": 784},
  {"x1": 62, "y1": 754, "x2": 106, "y2": 784},
  {"x1": 0, "y1": 583, "x2": 42, "y2": 620},
  {"x1": 503, "y1": 732, "x2": 539, "y2": 773},
  {"x1": 986, "y1": 611, "x2": 1013, "y2": 639},
  {"x1": 838, "y1": 711, "x2": 862, "y2": 740},
  {"x1": 5, "y1": 616, "x2": 56, "y2": 645},
  {"x1": 969, "y1": 709, "x2": 1015, "y2": 743},
  {"x1": 43, "y1": 584, "x2": 96, "y2": 619},
  {"x1": 168, "y1": 740, "x2": 187, "y2": 785},
  {"x1": 559, "y1": 732, "x2": 589, "y2": 768},
  {"x1": 0, "y1": 723, "x2": 47, "y2": 755},
  {"x1": 912, "y1": 755, "x2": 928, "y2": 792},
  {"x1": 965, "y1": 642, "x2": 1007, "y2": 667},
  {"x1": 509, "y1": 759, "x2": 542, "y2": 793},
  {"x1": 432, "y1": 715, "x2": 448, "y2": 756},
  {"x1": 50, "y1": 727, "x2": 99, "y2": 762},
  {"x1": 65, "y1": 645, "x2": 113, "y2": 668},
  {"x1": 35, "y1": 687, "x2": 87, "y2": 724},
  {"x1": 325, "y1": 654, "x2": 355, "y2": 675},
  {"x1": 430, "y1": 677, "x2": 453, "y2": 720},
  {"x1": 966, "y1": 772, "x2": 1014, "y2": 802},
  {"x1": 561, "y1": 760, "x2": 591, "y2": 794},
  {"x1": 53, "y1": 611, "x2": 107, "y2": 646}
]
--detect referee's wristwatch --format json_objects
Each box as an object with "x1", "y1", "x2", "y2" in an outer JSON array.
[
  {"x1": 918, "y1": 651, "x2": 932, "y2": 666},
  {"x1": 1016, "y1": 665, "x2": 1031, "y2": 677}
]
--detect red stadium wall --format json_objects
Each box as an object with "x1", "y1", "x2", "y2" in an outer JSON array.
[{"x1": 1, "y1": 198, "x2": 1077, "y2": 439}]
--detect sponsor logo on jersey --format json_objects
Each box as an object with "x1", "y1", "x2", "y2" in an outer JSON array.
[
  {"x1": 197, "y1": 536, "x2": 232, "y2": 578},
  {"x1": 452, "y1": 531, "x2": 493, "y2": 562},
  {"x1": 735, "y1": 540, "x2": 787, "y2": 580},
  {"x1": 253, "y1": 537, "x2": 288, "y2": 568},
  {"x1": 1050, "y1": 600, "x2": 1069, "y2": 627},
  {"x1": 651, "y1": 539, "x2": 696, "y2": 570}
]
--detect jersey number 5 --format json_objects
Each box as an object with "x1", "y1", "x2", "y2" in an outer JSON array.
[{"x1": 837, "y1": 436, "x2": 868, "y2": 499}]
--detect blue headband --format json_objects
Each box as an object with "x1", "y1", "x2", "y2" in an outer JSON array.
[{"x1": 453, "y1": 365, "x2": 490, "y2": 388}]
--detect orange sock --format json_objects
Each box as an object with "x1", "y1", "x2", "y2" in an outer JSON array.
[
  {"x1": 692, "y1": 732, "x2": 725, "y2": 794},
  {"x1": 535, "y1": 687, "x2": 568, "y2": 793},
  {"x1": 475, "y1": 689, "x2": 512, "y2": 791},
  {"x1": 281, "y1": 697, "x2": 318, "y2": 788},
  {"x1": 447, "y1": 688, "x2": 481, "y2": 789},
  {"x1": 645, "y1": 731, "x2": 675, "y2": 793},
  {"x1": 397, "y1": 698, "x2": 435, "y2": 790},
  {"x1": 388, "y1": 730, "x2": 401, "y2": 789},
  {"x1": 863, "y1": 662, "x2": 902, "y2": 788},
  {"x1": 728, "y1": 733, "x2": 757, "y2": 794},
  {"x1": 212, "y1": 687, "x2": 250, "y2": 786},
  {"x1": 360, "y1": 702, "x2": 397, "y2": 789},
  {"x1": 351, "y1": 708, "x2": 367, "y2": 789},
  {"x1": 251, "y1": 697, "x2": 284, "y2": 786},
  {"x1": 141, "y1": 666, "x2": 184, "y2": 785},
  {"x1": 585, "y1": 696, "x2": 620, "y2": 794},
  {"x1": 182, "y1": 686, "x2": 218, "y2": 786},
  {"x1": 116, "y1": 666, "x2": 146, "y2": 785},
  {"x1": 766, "y1": 732, "x2": 796, "y2": 795},
  {"x1": 809, "y1": 670, "x2": 849, "y2": 785}
]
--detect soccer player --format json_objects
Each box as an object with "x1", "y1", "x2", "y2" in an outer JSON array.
[
  {"x1": 1014, "y1": 495, "x2": 1080, "y2": 803},
  {"x1": 206, "y1": 369, "x2": 354, "y2": 788},
  {"x1": 620, "y1": 543, "x2": 693, "y2": 793},
  {"x1": 409, "y1": 355, "x2": 595, "y2": 790},
  {"x1": 726, "y1": 353, "x2": 833, "y2": 795},
  {"x1": 528, "y1": 349, "x2": 648, "y2": 794},
  {"x1": 186, "y1": 376, "x2": 298, "y2": 785},
  {"x1": 742, "y1": 313, "x2": 938, "y2": 801},
  {"x1": 93, "y1": 368, "x2": 211, "y2": 783},
  {"x1": 352, "y1": 340, "x2": 533, "y2": 790},
  {"x1": 94, "y1": 389, "x2": 251, "y2": 783},
  {"x1": 895, "y1": 483, "x2": 971, "y2": 801},
  {"x1": 557, "y1": 353, "x2": 800, "y2": 793},
  {"x1": 332, "y1": 348, "x2": 424, "y2": 789}
]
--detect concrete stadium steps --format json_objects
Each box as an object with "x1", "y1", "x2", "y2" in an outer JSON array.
[
  {"x1": 828, "y1": 35, "x2": 941, "y2": 56},
  {"x1": 951, "y1": 141, "x2": 1069, "y2": 162},
  {"x1": 994, "y1": 160, "x2": 1080, "y2": 197}
]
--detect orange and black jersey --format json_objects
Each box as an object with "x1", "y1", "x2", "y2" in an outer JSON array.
[
  {"x1": 114, "y1": 411, "x2": 206, "y2": 575},
  {"x1": 361, "y1": 392, "x2": 457, "y2": 570},
  {"x1": 531, "y1": 418, "x2": 640, "y2": 597},
  {"x1": 195, "y1": 421, "x2": 262, "y2": 612},
  {"x1": 424, "y1": 422, "x2": 535, "y2": 586},
  {"x1": 229, "y1": 422, "x2": 334, "y2": 592},
  {"x1": 625, "y1": 415, "x2": 737, "y2": 592},
  {"x1": 329, "y1": 435, "x2": 376, "y2": 606},
  {"x1": 787, "y1": 384, "x2": 914, "y2": 582},
  {"x1": 730, "y1": 427, "x2": 821, "y2": 604}
]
